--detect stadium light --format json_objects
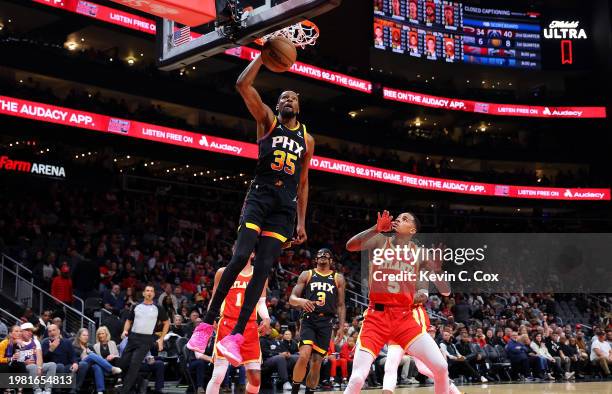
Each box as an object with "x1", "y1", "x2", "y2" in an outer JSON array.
[{"x1": 65, "y1": 41, "x2": 78, "y2": 51}]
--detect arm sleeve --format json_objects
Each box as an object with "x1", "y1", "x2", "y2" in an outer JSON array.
[
  {"x1": 128, "y1": 305, "x2": 136, "y2": 322},
  {"x1": 157, "y1": 305, "x2": 169, "y2": 322},
  {"x1": 257, "y1": 297, "x2": 269, "y2": 319}
]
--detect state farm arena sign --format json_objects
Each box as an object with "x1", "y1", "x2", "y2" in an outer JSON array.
[
  {"x1": 0, "y1": 155, "x2": 66, "y2": 178},
  {"x1": 0, "y1": 95, "x2": 608, "y2": 200}
]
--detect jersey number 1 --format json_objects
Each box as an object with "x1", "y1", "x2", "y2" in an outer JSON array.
[{"x1": 271, "y1": 150, "x2": 297, "y2": 175}]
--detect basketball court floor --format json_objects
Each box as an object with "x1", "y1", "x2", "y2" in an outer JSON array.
[{"x1": 315, "y1": 382, "x2": 612, "y2": 394}]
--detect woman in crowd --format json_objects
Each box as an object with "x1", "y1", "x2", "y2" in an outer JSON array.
[
  {"x1": 0, "y1": 325, "x2": 26, "y2": 383},
  {"x1": 529, "y1": 333, "x2": 557, "y2": 380},
  {"x1": 123, "y1": 286, "x2": 137, "y2": 308},
  {"x1": 162, "y1": 293, "x2": 177, "y2": 321},
  {"x1": 94, "y1": 326, "x2": 120, "y2": 366},
  {"x1": 73, "y1": 328, "x2": 122, "y2": 394}
]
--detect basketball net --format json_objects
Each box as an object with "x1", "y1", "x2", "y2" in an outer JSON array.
[{"x1": 255, "y1": 20, "x2": 319, "y2": 49}]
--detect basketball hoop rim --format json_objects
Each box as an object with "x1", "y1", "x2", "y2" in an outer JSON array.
[{"x1": 254, "y1": 19, "x2": 320, "y2": 48}]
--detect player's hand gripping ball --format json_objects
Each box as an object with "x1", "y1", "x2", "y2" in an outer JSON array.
[{"x1": 262, "y1": 36, "x2": 297, "y2": 72}]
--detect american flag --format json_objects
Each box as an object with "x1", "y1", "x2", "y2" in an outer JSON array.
[{"x1": 172, "y1": 26, "x2": 191, "y2": 46}]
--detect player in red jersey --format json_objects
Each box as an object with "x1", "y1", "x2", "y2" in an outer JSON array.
[
  {"x1": 343, "y1": 211, "x2": 449, "y2": 394},
  {"x1": 206, "y1": 252, "x2": 270, "y2": 394}
]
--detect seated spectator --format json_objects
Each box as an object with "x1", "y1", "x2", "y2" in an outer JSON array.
[
  {"x1": 94, "y1": 326, "x2": 120, "y2": 366},
  {"x1": 140, "y1": 351, "x2": 166, "y2": 394},
  {"x1": 38, "y1": 310, "x2": 53, "y2": 332},
  {"x1": 590, "y1": 329, "x2": 612, "y2": 377},
  {"x1": 20, "y1": 322, "x2": 57, "y2": 394},
  {"x1": 347, "y1": 318, "x2": 360, "y2": 337},
  {"x1": 49, "y1": 317, "x2": 70, "y2": 339},
  {"x1": 440, "y1": 331, "x2": 487, "y2": 383},
  {"x1": 41, "y1": 324, "x2": 84, "y2": 392},
  {"x1": 158, "y1": 284, "x2": 177, "y2": 310},
  {"x1": 473, "y1": 328, "x2": 486, "y2": 348},
  {"x1": 505, "y1": 333, "x2": 540, "y2": 380},
  {"x1": 123, "y1": 286, "x2": 138, "y2": 310},
  {"x1": 184, "y1": 310, "x2": 201, "y2": 338},
  {"x1": 51, "y1": 264, "x2": 73, "y2": 305},
  {"x1": 279, "y1": 330, "x2": 299, "y2": 355},
  {"x1": 0, "y1": 325, "x2": 26, "y2": 374},
  {"x1": 546, "y1": 332, "x2": 573, "y2": 380},
  {"x1": 73, "y1": 328, "x2": 122, "y2": 394},
  {"x1": 529, "y1": 333, "x2": 558, "y2": 380},
  {"x1": 100, "y1": 305, "x2": 124, "y2": 343},
  {"x1": 260, "y1": 326, "x2": 295, "y2": 390},
  {"x1": 562, "y1": 336, "x2": 586, "y2": 378},
  {"x1": 171, "y1": 315, "x2": 186, "y2": 337},
  {"x1": 484, "y1": 328, "x2": 498, "y2": 347},
  {"x1": 188, "y1": 333, "x2": 214, "y2": 394},
  {"x1": 161, "y1": 292, "x2": 177, "y2": 321},
  {"x1": 174, "y1": 286, "x2": 188, "y2": 306},
  {"x1": 103, "y1": 284, "x2": 125, "y2": 312},
  {"x1": 192, "y1": 294, "x2": 207, "y2": 318}
]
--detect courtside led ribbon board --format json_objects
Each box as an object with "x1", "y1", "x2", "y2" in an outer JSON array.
[
  {"x1": 30, "y1": 0, "x2": 608, "y2": 117},
  {"x1": 383, "y1": 87, "x2": 606, "y2": 118},
  {"x1": 225, "y1": 47, "x2": 373, "y2": 94},
  {"x1": 1, "y1": 95, "x2": 608, "y2": 201},
  {"x1": 33, "y1": 0, "x2": 156, "y2": 33}
]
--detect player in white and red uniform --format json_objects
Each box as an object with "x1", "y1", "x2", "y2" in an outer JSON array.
[
  {"x1": 381, "y1": 248, "x2": 462, "y2": 394},
  {"x1": 343, "y1": 211, "x2": 449, "y2": 394},
  {"x1": 206, "y1": 253, "x2": 270, "y2": 394}
]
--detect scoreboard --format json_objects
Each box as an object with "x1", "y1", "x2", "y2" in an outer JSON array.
[{"x1": 373, "y1": 0, "x2": 542, "y2": 69}]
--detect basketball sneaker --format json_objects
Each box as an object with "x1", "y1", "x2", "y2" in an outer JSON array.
[
  {"x1": 216, "y1": 333, "x2": 245, "y2": 367},
  {"x1": 187, "y1": 322, "x2": 214, "y2": 353}
]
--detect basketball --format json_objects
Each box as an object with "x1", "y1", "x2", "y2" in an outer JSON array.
[{"x1": 261, "y1": 36, "x2": 297, "y2": 72}]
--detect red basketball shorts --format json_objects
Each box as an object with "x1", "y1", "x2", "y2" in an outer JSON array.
[
  {"x1": 356, "y1": 304, "x2": 428, "y2": 357},
  {"x1": 214, "y1": 317, "x2": 261, "y2": 364}
]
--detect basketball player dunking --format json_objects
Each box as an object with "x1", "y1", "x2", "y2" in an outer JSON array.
[
  {"x1": 289, "y1": 248, "x2": 346, "y2": 394},
  {"x1": 188, "y1": 53, "x2": 315, "y2": 366},
  {"x1": 206, "y1": 252, "x2": 269, "y2": 394},
  {"x1": 343, "y1": 211, "x2": 450, "y2": 394}
]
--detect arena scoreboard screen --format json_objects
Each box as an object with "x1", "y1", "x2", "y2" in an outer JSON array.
[{"x1": 373, "y1": 0, "x2": 542, "y2": 69}]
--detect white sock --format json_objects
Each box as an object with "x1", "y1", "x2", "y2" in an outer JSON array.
[
  {"x1": 206, "y1": 359, "x2": 229, "y2": 394},
  {"x1": 407, "y1": 335, "x2": 449, "y2": 394},
  {"x1": 343, "y1": 348, "x2": 375, "y2": 394}
]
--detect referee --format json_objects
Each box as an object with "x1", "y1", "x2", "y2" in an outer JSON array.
[{"x1": 119, "y1": 284, "x2": 169, "y2": 394}]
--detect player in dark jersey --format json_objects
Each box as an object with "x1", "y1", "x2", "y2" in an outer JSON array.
[
  {"x1": 188, "y1": 53, "x2": 315, "y2": 367},
  {"x1": 289, "y1": 248, "x2": 346, "y2": 394}
]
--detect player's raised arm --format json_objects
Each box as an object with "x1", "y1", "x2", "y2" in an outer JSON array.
[
  {"x1": 235, "y1": 55, "x2": 275, "y2": 138},
  {"x1": 345, "y1": 210, "x2": 392, "y2": 251},
  {"x1": 293, "y1": 133, "x2": 315, "y2": 245},
  {"x1": 289, "y1": 270, "x2": 315, "y2": 312}
]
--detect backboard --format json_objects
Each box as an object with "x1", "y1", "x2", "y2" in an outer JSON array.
[{"x1": 156, "y1": 0, "x2": 340, "y2": 71}]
